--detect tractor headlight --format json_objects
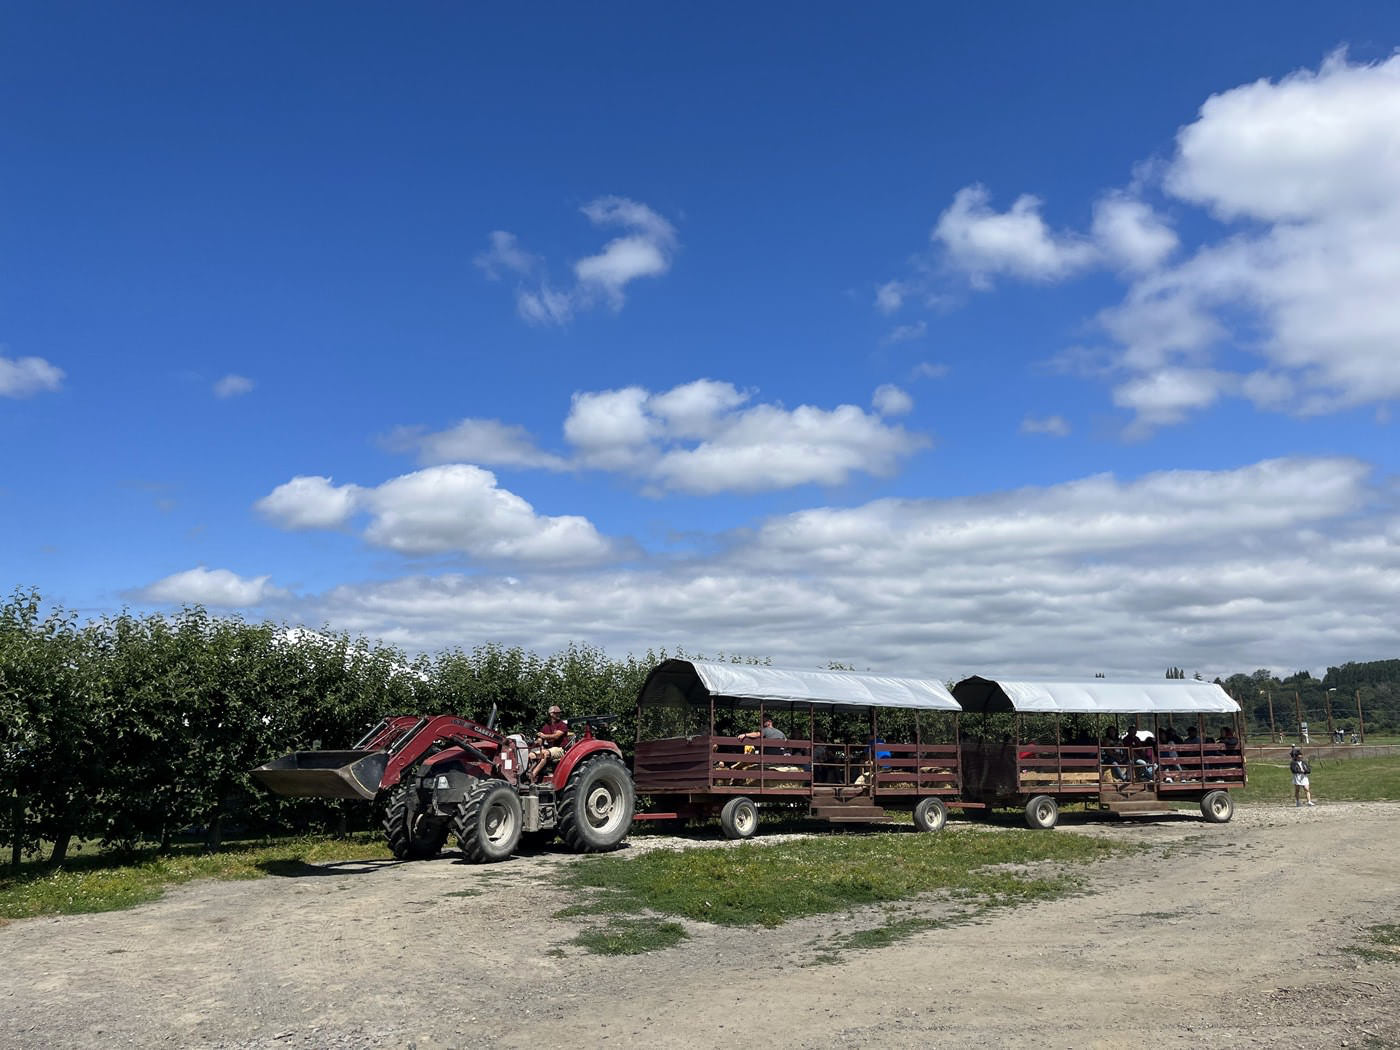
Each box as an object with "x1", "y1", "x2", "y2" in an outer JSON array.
[{"x1": 434, "y1": 775, "x2": 450, "y2": 789}]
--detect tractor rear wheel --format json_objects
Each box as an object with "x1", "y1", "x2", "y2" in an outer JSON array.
[
  {"x1": 382, "y1": 782, "x2": 449, "y2": 860},
  {"x1": 455, "y1": 780, "x2": 523, "y2": 863},
  {"x1": 558, "y1": 753, "x2": 635, "y2": 853}
]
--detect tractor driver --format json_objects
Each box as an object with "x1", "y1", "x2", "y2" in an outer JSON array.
[{"x1": 528, "y1": 705, "x2": 571, "y2": 781}]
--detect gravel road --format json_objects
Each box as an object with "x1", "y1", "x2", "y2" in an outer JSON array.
[{"x1": 2, "y1": 802, "x2": 1397, "y2": 1049}]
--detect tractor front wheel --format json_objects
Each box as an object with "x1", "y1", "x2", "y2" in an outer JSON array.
[
  {"x1": 382, "y1": 782, "x2": 449, "y2": 860},
  {"x1": 558, "y1": 753, "x2": 635, "y2": 853},
  {"x1": 455, "y1": 780, "x2": 523, "y2": 863}
]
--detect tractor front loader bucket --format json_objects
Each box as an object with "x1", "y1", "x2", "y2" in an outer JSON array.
[{"x1": 250, "y1": 750, "x2": 389, "y2": 801}]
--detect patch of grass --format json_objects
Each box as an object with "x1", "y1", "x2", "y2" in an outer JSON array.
[
  {"x1": 571, "y1": 917, "x2": 689, "y2": 955},
  {"x1": 563, "y1": 828, "x2": 1123, "y2": 929},
  {"x1": 1233, "y1": 756, "x2": 1400, "y2": 804},
  {"x1": 1345, "y1": 923, "x2": 1400, "y2": 964},
  {"x1": 0, "y1": 833, "x2": 392, "y2": 921}
]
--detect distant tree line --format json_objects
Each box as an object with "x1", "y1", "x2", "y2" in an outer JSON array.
[{"x1": 1214, "y1": 665, "x2": 1398, "y2": 740}]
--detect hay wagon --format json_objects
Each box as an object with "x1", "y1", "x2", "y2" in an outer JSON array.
[
  {"x1": 951, "y1": 677, "x2": 1247, "y2": 828},
  {"x1": 633, "y1": 659, "x2": 970, "y2": 838}
]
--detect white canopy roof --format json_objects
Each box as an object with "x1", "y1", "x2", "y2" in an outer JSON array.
[
  {"x1": 953, "y1": 677, "x2": 1240, "y2": 715},
  {"x1": 639, "y1": 659, "x2": 960, "y2": 712}
]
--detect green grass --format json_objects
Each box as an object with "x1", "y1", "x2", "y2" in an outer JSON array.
[
  {"x1": 1233, "y1": 756, "x2": 1400, "y2": 804},
  {"x1": 1345, "y1": 923, "x2": 1400, "y2": 964},
  {"x1": 0, "y1": 834, "x2": 392, "y2": 922},
  {"x1": 570, "y1": 917, "x2": 690, "y2": 955},
  {"x1": 563, "y1": 828, "x2": 1123, "y2": 930}
]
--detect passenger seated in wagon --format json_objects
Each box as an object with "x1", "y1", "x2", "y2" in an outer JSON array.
[{"x1": 1101, "y1": 729, "x2": 1129, "y2": 782}]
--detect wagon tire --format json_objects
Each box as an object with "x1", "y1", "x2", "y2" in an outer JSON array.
[
  {"x1": 558, "y1": 752, "x2": 635, "y2": 853},
  {"x1": 1200, "y1": 790, "x2": 1234, "y2": 824},
  {"x1": 719, "y1": 796, "x2": 759, "y2": 840},
  {"x1": 912, "y1": 797, "x2": 948, "y2": 833},
  {"x1": 1024, "y1": 795, "x2": 1058, "y2": 830},
  {"x1": 454, "y1": 780, "x2": 523, "y2": 863},
  {"x1": 382, "y1": 782, "x2": 449, "y2": 860}
]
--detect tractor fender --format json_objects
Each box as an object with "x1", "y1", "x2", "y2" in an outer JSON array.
[
  {"x1": 550, "y1": 738, "x2": 623, "y2": 789},
  {"x1": 421, "y1": 750, "x2": 494, "y2": 808}
]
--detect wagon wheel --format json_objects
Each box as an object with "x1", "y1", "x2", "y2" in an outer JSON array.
[
  {"x1": 719, "y1": 796, "x2": 759, "y2": 839},
  {"x1": 382, "y1": 782, "x2": 449, "y2": 860},
  {"x1": 912, "y1": 797, "x2": 947, "y2": 833},
  {"x1": 558, "y1": 753, "x2": 635, "y2": 853},
  {"x1": 1199, "y1": 790, "x2": 1234, "y2": 824},
  {"x1": 1024, "y1": 795, "x2": 1058, "y2": 830},
  {"x1": 454, "y1": 780, "x2": 523, "y2": 863}
]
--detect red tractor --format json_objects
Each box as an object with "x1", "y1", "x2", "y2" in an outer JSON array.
[{"x1": 251, "y1": 712, "x2": 634, "y2": 862}]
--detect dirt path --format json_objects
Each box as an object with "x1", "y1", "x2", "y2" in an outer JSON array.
[{"x1": 2, "y1": 803, "x2": 1397, "y2": 1050}]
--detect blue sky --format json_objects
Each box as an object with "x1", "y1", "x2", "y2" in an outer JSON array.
[{"x1": 4, "y1": 3, "x2": 1399, "y2": 679}]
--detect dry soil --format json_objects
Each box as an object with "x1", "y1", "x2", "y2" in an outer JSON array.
[{"x1": 1, "y1": 801, "x2": 1397, "y2": 1050}]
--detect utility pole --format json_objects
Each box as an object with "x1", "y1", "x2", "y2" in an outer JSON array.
[
  {"x1": 1325, "y1": 687, "x2": 1336, "y2": 742},
  {"x1": 1294, "y1": 691, "x2": 1306, "y2": 744},
  {"x1": 1261, "y1": 689, "x2": 1277, "y2": 743},
  {"x1": 1356, "y1": 688, "x2": 1366, "y2": 744}
]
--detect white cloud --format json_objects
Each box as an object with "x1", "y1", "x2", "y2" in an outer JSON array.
[
  {"x1": 563, "y1": 386, "x2": 659, "y2": 471},
  {"x1": 274, "y1": 456, "x2": 1398, "y2": 679},
  {"x1": 560, "y1": 380, "x2": 927, "y2": 494},
  {"x1": 895, "y1": 52, "x2": 1400, "y2": 430},
  {"x1": 213, "y1": 374, "x2": 254, "y2": 398},
  {"x1": 874, "y1": 281, "x2": 906, "y2": 314},
  {"x1": 256, "y1": 475, "x2": 361, "y2": 529},
  {"x1": 0, "y1": 354, "x2": 64, "y2": 397},
  {"x1": 910, "y1": 361, "x2": 950, "y2": 381},
  {"x1": 360, "y1": 465, "x2": 611, "y2": 562},
  {"x1": 1021, "y1": 415, "x2": 1071, "y2": 437},
  {"x1": 883, "y1": 321, "x2": 927, "y2": 344},
  {"x1": 479, "y1": 197, "x2": 677, "y2": 326},
  {"x1": 872, "y1": 384, "x2": 913, "y2": 416},
  {"x1": 141, "y1": 567, "x2": 284, "y2": 607},
  {"x1": 1091, "y1": 193, "x2": 1179, "y2": 271},
  {"x1": 257, "y1": 465, "x2": 611, "y2": 564},
  {"x1": 933, "y1": 185, "x2": 1099, "y2": 285},
  {"x1": 474, "y1": 231, "x2": 537, "y2": 279},
  {"x1": 387, "y1": 418, "x2": 569, "y2": 470}
]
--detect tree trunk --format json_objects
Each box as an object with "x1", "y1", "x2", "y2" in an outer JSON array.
[
  {"x1": 49, "y1": 828, "x2": 72, "y2": 867},
  {"x1": 206, "y1": 809, "x2": 224, "y2": 851},
  {"x1": 334, "y1": 805, "x2": 348, "y2": 839},
  {"x1": 9, "y1": 793, "x2": 21, "y2": 871}
]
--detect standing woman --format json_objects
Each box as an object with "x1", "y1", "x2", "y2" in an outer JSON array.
[{"x1": 1290, "y1": 747, "x2": 1315, "y2": 807}]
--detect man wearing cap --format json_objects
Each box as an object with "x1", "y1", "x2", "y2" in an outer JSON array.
[{"x1": 528, "y1": 705, "x2": 571, "y2": 782}]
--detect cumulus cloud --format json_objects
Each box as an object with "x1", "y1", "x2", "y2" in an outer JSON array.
[
  {"x1": 897, "y1": 51, "x2": 1400, "y2": 431},
  {"x1": 561, "y1": 379, "x2": 927, "y2": 494},
  {"x1": 385, "y1": 418, "x2": 569, "y2": 471},
  {"x1": 256, "y1": 465, "x2": 611, "y2": 564},
  {"x1": 872, "y1": 384, "x2": 913, "y2": 416},
  {"x1": 213, "y1": 374, "x2": 254, "y2": 398},
  {"x1": 1021, "y1": 415, "x2": 1071, "y2": 437},
  {"x1": 141, "y1": 567, "x2": 285, "y2": 607},
  {"x1": 476, "y1": 197, "x2": 677, "y2": 325},
  {"x1": 0, "y1": 354, "x2": 64, "y2": 397},
  {"x1": 933, "y1": 185, "x2": 1100, "y2": 286},
  {"x1": 256, "y1": 475, "x2": 361, "y2": 530},
  {"x1": 269, "y1": 456, "x2": 1397, "y2": 678},
  {"x1": 910, "y1": 361, "x2": 950, "y2": 381}
]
